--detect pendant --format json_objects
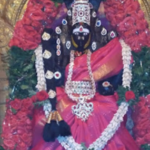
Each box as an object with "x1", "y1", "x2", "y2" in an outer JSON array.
[{"x1": 72, "y1": 101, "x2": 93, "y2": 121}]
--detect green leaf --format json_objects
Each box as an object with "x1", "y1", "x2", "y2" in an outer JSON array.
[
  {"x1": 141, "y1": 144, "x2": 150, "y2": 150},
  {"x1": 23, "y1": 64, "x2": 33, "y2": 72},
  {"x1": 20, "y1": 85, "x2": 29, "y2": 90},
  {"x1": 5, "y1": 47, "x2": 37, "y2": 99},
  {"x1": 0, "y1": 146, "x2": 5, "y2": 150},
  {"x1": 81, "y1": 143, "x2": 87, "y2": 150},
  {"x1": 11, "y1": 108, "x2": 17, "y2": 114}
]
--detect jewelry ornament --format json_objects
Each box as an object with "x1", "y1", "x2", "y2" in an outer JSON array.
[
  {"x1": 45, "y1": 70, "x2": 54, "y2": 80},
  {"x1": 101, "y1": 27, "x2": 107, "y2": 35},
  {"x1": 48, "y1": 90, "x2": 56, "y2": 99},
  {"x1": 54, "y1": 71, "x2": 62, "y2": 79},
  {"x1": 43, "y1": 50, "x2": 52, "y2": 59},
  {"x1": 66, "y1": 41, "x2": 71, "y2": 49},
  {"x1": 56, "y1": 38, "x2": 61, "y2": 56},
  {"x1": 102, "y1": 81, "x2": 111, "y2": 87},
  {"x1": 42, "y1": 32, "x2": 51, "y2": 41},
  {"x1": 110, "y1": 31, "x2": 116, "y2": 38},
  {"x1": 92, "y1": 11, "x2": 97, "y2": 18},
  {"x1": 72, "y1": 100, "x2": 93, "y2": 121},
  {"x1": 62, "y1": 19, "x2": 68, "y2": 25},
  {"x1": 55, "y1": 27, "x2": 62, "y2": 34},
  {"x1": 71, "y1": 0, "x2": 93, "y2": 26},
  {"x1": 92, "y1": 42, "x2": 97, "y2": 51},
  {"x1": 65, "y1": 50, "x2": 96, "y2": 121},
  {"x1": 96, "y1": 20, "x2": 101, "y2": 27},
  {"x1": 73, "y1": 26, "x2": 90, "y2": 34},
  {"x1": 67, "y1": 10, "x2": 72, "y2": 16}
]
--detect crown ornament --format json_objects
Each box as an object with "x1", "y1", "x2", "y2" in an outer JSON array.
[{"x1": 71, "y1": 0, "x2": 93, "y2": 26}]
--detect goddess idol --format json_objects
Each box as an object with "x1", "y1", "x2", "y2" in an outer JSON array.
[{"x1": 32, "y1": 0, "x2": 139, "y2": 149}]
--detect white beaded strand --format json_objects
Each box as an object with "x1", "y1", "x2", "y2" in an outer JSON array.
[
  {"x1": 120, "y1": 39, "x2": 132, "y2": 89},
  {"x1": 35, "y1": 45, "x2": 46, "y2": 91}
]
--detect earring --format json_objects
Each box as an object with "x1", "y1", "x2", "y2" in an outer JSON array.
[
  {"x1": 66, "y1": 41, "x2": 71, "y2": 50},
  {"x1": 62, "y1": 19, "x2": 68, "y2": 25},
  {"x1": 55, "y1": 27, "x2": 62, "y2": 34},
  {"x1": 56, "y1": 38, "x2": 61, "y2": 56},
  {"x1": 96, "y1": 20, "x2": 101, "y2": 27},
  {"x1": 101, "y1": 27, "x2": 107, "y2": 36},
  {"x1": 92, "y1": 42, "x2": 97, "y2": 51}
]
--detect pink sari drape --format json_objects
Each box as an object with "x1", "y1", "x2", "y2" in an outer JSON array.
[{"x1": 31, "y1": 38, "x2": 139, "y2": 150}]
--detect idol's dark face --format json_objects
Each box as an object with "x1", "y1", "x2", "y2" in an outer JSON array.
[{"x1": 71, "y1": 23, "x2": 91, "y2": 52}]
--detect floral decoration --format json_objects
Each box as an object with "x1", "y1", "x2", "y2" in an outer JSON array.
[
  {"x1": 9, "y1": 0, "x2": 61, "y2": 50},
  {"x1": 1, "y1": 0, "x2": 150, "y2": 149},
  {"x1": 35, "y1": 45, "x2": 46, "y2": 91},
  {"x1": 120, "y1": 39, "x2": 132, "y2": 88},
  {"x1": 104, "y1": 0, "x2": 150, "y2": 52},
  {"x1": 132, "y1": 95, "x2": 150, "y2": 148},
  {"x1": 125, "y1": 91, "x2": 135, "y2": 102},
  {"x1": 117, "y1": 86, "x2": 138, "y2": 107},
  {"x1": 1, "y1": 91, "x2": 48, "y2": 150}
]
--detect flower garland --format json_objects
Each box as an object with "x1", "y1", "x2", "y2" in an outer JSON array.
[
  {"x1": 34, "y1": 45, "x2": 52, "y2": 118},
  {"x1": 43, "y1": 101, "x2": 52, "y2": 118},
  {"x1": 35, "y1": 45, "x2": 46, "y2": 91},
  {"x1": 1, "y1": 91, "x2": 49, "y2": 150},
  {"x1": 120, "y1": 39, "x2": 132, "y2": 88},
  {"x1": 9, "y1": 0, "x2": 61, "y2": 50},
  {"x1": 57, "y1": 102, "x2": 129, "y2": 150},
  {"x1": 104, "y1": 0, "x2": 150, "y2": 52}
]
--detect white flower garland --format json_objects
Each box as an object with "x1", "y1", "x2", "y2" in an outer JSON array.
[
  {"x1": 43, "y1": 101, "x2": 52, "y2": 118},
  {"x1": 120, "y1": 39, "x2": 132, "y2": 88},
  {"x1": 57, "y1": 102, "x2": 129, "y2": 150},
  {"x1": 35, "y1": 45, "x2": 46, "y2": 91}
]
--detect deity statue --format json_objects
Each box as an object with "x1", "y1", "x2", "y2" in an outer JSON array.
[{"x1": 31, "y1": 0, "x2": 139, "y2": 149}]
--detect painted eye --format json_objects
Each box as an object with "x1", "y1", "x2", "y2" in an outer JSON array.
[
  {"x1": 74, "y1": 32, "x2": 79, "y2": 35},
  {"x1": 83, "y1": 32, "x2": 88, "y2": 36}
]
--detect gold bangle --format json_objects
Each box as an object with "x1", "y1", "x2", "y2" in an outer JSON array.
[
  {"x1": 51, "y1": 111, "x2": 57, "y2": 120},
  {"x1": 47, "y1": 111, "x2": 57, "y2": 123},
  {"x1": 56, "y1": 111, "x2": 63, "y2": 122}
]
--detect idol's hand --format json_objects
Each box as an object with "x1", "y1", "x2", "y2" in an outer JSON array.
[{"x1": 98, "y1": 81, "x2": 115, "y2": 96}]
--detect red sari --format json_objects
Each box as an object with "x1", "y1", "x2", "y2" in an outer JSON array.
[{"x1": 31, "y1": 38, "x2": 139, "y2": 150}]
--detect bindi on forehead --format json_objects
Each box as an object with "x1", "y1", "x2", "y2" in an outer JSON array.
[{"x1": 73, "y1": 25, "x2": 89, "y2": 33}]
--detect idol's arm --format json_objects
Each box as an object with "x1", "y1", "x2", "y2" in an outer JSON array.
[{"x1": 97, "y1": 69, "x2": 123, "y2": 96}]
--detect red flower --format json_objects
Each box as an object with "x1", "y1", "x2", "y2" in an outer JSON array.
[
  {"x1": 125, "y1": 91, "x2": 135, "y2": 101},
  {"x1": 16, "y1": 141, "x2": 28, "y2": 150},
  {"x1": 36, "y1": 91, "x2": 49, "y2": 101},
  {"x1": 21, "y1": 98, "x2": 33, "y2": 110},
  {"x1": 20, "y1": 133, "x2": 31, "y2": 144},
  {"x1": 9, "y1": 115, "x2": 19, "y2": 127},
  {"x1": 10, "y1": 99, "x2": 22, "y2": 110},
  {"x1": 17, "y1": 111, "x2": 28, "y2": 120},
  {"x1": 31, "y1": 95, "x2": 37, "y2": 102},
  {"x1": 3, "y1": 139, "x2": 15, "y2": 150}
]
